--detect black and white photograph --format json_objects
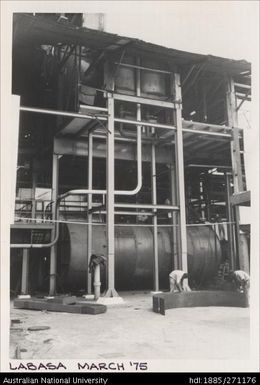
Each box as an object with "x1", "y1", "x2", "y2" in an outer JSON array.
[{"x1": 1, "y1": 0, "x2": 259, "y2": 376}]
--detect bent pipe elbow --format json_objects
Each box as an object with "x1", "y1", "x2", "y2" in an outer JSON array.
[
  {"x1": 115, "y1": 125, "x2": 142, "y2": 195},
  {"x1": 10, "y1": 206, "x2": 60, "y2": 249},
  {"x1": 59, "y1": 126, "x2": 143, "y2": 198},
  {"x1": 10, "y1": 225, "x2": 59, "y2": 249}
]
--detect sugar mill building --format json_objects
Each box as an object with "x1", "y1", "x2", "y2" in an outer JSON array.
[{"x1": 10, "y1": 13, "x2": 251, "y2": 300}]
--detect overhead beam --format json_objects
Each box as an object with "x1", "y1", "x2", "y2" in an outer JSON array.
[{"x1": 113, "y1": 92, "x2": 178, "y2": 109}]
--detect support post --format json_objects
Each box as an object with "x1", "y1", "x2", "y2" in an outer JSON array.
[
  {"x1": 173, "y1": 73, "x2": 188, "y2": 273},
  {"x1": 151, "y1": 143, "x2": 159, "y2": 291},
  {"x1": 21, "y1": 249, "x2": 29, "y2": 295},
  {"x1": 226, "y1": 77, "x2": 243, "y2": 269},
  {"x1": 170, "y1": 159, "x2": 179, "y2": 270},
  {"x1": 104, "y1": 93, "x2": 118, "y2": 297},
  {"x1": 225, "y1": 172, "x2": 235, "y2": 270},
  {"x1": 49, "y1": 154, "x2": 59, "y2": 296},
  {"x1": 87, "y1": 133, "x2": 93, "y2": 294}
]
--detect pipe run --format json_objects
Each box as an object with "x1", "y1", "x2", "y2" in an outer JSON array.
[
  {"x1": 59, "y1": 125, "x2": 142, "y2": 198},
  {"x1": 20, "y1": 106, "x2": 108, "y2": 121}
]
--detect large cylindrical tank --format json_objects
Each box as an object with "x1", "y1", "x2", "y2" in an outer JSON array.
[{"x1": 58, "y1": 224, "x2": 222, "y2": 291}]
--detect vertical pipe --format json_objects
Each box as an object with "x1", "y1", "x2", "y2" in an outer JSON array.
[
  {"x1": 87, "y1": 134, "x2": 93, "y2": 294},
  {"x1": 94, "y1": 264, "x2": 101, "y2": 300},
  {"x1": 173, "y1": 73, "x2": 188, "y2": 272},
  {"x1": 21, "y1": 249, "x2": 29, "y2": 295},
  {"x1": 151, "y1": 143, "x2": 159, "y2": 291},
  {"x1": 199, "y1": 180, "x2": 206, "y2": 221},
  {"x1": 49, "y1": 154, "x2": 59, "y2": 296},
  {"x1": 170, "y1": 160, "x2": 179, "y2": 270},
  {"x1": 225, "y1": 172, "x2": 235, "y2": 270},
  {"x1": 105, "y1": 93, "x2": 118, "y2": 297}
]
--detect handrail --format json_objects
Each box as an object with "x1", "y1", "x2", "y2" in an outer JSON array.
[{"x1": 10, "y1": 200, "x2": 60, "y2": 249}]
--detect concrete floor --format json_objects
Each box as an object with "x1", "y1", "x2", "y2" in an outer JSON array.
[{"x1": 10, "y1": 292, "x2": 250, "y2": 360}]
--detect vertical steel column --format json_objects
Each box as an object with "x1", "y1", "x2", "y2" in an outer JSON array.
[
  {"x1": 225, "y1": 172, "x2": 235, "y2": 270},
  {"x1": 151, "y1": 143, "x2": 159, "y2": 291},
  {"x1": 49, "y1": 154, "x2": 59, "y2": 296},
  {"x1": 226, "y1": 77, "x2": 243, "y2": 269},
  {"x1": 21, "y1": 249, "x2": 29, "y2": 295},
  {"x1": 87, "y1": 133, "x2": 93, "y2": 294},
  {"x1": 173, "y1": 73, "x2": 188, "y2": 272},
  {"x1": 226, "y1": 78, "x2": 243, "y2": 192},
  {"x1": 170, "y1": 160, "x2": 179, "y2": 270},
  {"x1": 105, "y1": 93, "x2": 118, "y2": 297}
]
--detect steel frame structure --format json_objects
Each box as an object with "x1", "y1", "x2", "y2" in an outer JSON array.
[{"x1": 11, "y1": 59, "x2": 247, "y2": 298}]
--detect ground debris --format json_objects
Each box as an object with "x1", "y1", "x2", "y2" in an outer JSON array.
[
  {"x1": 11, "y1": 319, "x2": 22, "y2": 325},
  {"x1": 14, "y1": 345, "x2": 21, "y2": 359},
  {"x1": 44, "y1": 338, "x2": 53, "y2": 343},
  {"x1": 10, "y1": 327, "x2": 24, "y2": 332},
  {"x1": 28, "y1": 326, "x2": 50, "y2": 331}
]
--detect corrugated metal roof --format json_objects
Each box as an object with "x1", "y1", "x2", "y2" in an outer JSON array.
[{"x1": 13, "y1": 13, "x2": 251, "y2": 75}]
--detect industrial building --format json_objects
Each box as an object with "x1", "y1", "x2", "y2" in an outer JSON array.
[{"x1": 10, "y1": 13, "x2": 251, "y2": 302}]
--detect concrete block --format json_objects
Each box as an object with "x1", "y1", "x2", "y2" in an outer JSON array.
[
  {"x1": 81, "y1": 304, "x2": 107, "y2": 314},
  {"x1": 14, "y1": 298, "x2": 107, "y2": 315}
]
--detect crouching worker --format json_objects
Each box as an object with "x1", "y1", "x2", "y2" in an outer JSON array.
[
  {"x1": 169, "y1": 270, "x2": 191, "y2": 293},
  {"x1": 230, "y1": 270, "x2": 250, "y2": 294}
]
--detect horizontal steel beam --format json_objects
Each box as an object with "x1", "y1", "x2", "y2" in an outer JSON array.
[
  {"x1": 20, "y1": 106, "x2": 108, "y2": 121},
  {"x1": 186, "y1": 164, "x2": 232, "y2": 169},
  {"x1": 115, "y1": 117, "x2": 176, "y2": 130},
  {"x1": 182, "y1": 128, "x2": 231, "y2": 138},
  {"x1": 114, "y1": 62, "x2": 172, "y2": 74},
  {"x1": 114, "y1": 211, "x2": 153, "y2": 216},
  {"x1": 182, "y1": 119, "x2": 232, "y2": 131},
  {"x1": 113, "y1": 93, "x2": 178, "y2": 109},
  {"x1": 114, "y1": 203, "x2": 179, "y2": 210},
  {"x1": 234, "y1": 83, "x2": 251, "y2": 90},
  {"x1": 79, "y1": 104, "x2": 108, "y2": 112},
  {"x1": 11, "y1": 223, "x2": 54, "y2": 230}
]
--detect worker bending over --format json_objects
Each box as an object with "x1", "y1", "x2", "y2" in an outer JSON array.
[
  {"x1": 169, "y1": 270, "x2": 191, "y2": 293},
  {"x1": 231, "y1": 270, "x2": 250, "y2": 294}
]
